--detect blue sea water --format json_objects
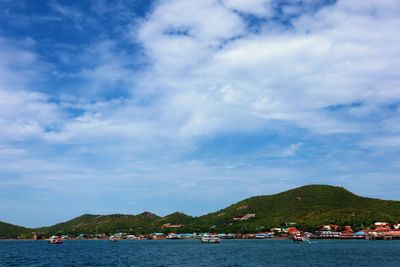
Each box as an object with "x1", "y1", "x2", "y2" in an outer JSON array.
[{"x1": 1, "y1": 239, "x2": 400, "y2": 266}]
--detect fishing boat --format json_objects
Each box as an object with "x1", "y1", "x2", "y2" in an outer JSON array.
[
  {"x1": 48, "y1": 236, "x2": 63, "y2": 244},
  {"x1": 109, "y1": 236, "x2": 119, "y2": 242},
  {"x1": 201, "y1": 234, "x2": 220, "y2": 243},
  {"x1": 293, "y1": 233, "x2": 310, "y2": 243}
]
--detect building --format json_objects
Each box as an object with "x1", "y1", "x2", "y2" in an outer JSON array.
[
  {"x1": 342, "y1": 226, "x2": 353, "y2": 234},
  {"x1": 322, "y1": 224, "x2": 339, "y2": 231},
  {"x1": 287, "y1": 227, "x2": 298, "y2": 235},
  {"x1": 374, "y1": 222, "x2": 391, "y2": 232},
  {"x1": 233, "y1": 214, "x2": 256, "y2": 221},
  {"x1": 162, "y1": 223, "x2": 183, "y2": 229},
  {"x1": 151, "y1": 232, "x2": 166, "y2": 240}
]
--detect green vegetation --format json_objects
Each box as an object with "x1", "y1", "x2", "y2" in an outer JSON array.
[
  {"x1": 36, "y1": 211, "x2": 195, "y2": 236},
  {"x1": 191, "y1": 185, "x2": 400, "y2": 233},
  {"x1": 2, "y1": 185, "x2": 400, "y2": 237},
  {"x1": 0, "y1": 221, "x2": 31, "y2": 239}
]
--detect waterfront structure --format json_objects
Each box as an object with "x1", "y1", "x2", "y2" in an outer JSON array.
[
  {"x1": 151, "y1": 232, "x2": 166, "y2": 240},
  {"x1": 254, "y1": 233, "x2": 274, "y2": 239}
]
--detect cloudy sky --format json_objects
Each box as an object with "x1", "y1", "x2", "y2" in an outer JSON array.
[{"x1": 1, "y1": 0, "x2": 400, "y2": 227}]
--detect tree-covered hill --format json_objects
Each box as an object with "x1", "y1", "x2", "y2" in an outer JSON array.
[
  {"x1": 37, "y1": 212, "x2": 161, "y2": 235},
  {"x1": 193, "y1": 185, "x2": 400, "y2": 232},
  {"x1": 36, "y1": 211, "x2": 195, "y2": 235},
  {"x1": 0, "y1": 221, "x2": 31, "y2": 239}
]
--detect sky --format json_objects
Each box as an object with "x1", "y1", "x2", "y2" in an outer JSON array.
[{"x1": 1, "y1": 0, "x2": 400, "y2": 227}]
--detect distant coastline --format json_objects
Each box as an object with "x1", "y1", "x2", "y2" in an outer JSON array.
[{"x1": 2, "y1": 185, "x2": 400, "y2": 240}]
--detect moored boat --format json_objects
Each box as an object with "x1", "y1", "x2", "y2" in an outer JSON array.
[
  {"x1": 109, "y1": 236, "x2": 119, "y2": 242},
  {"x1": 293, "y1": 233, "x2": 310, "y2": 243},
  {"x1": 48, "y1": 236, "x2": 63, "y2": 244},
  {"x1": 201, "y1": 234, "x2": 220, "y2": 243}
]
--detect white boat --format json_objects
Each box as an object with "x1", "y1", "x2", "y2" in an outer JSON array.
[
  {"x1": 109, "y1": 236, "x2": 119, "y2": 242},
  {"x1": 201, "y1": 234, "x2": 220, "y2": 243},
  {"x1": 48, "y1": 236, "x2": 63, "y2": 244}
]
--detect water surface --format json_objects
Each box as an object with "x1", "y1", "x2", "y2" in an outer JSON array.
[{"x1": 1, "y1": 239, "x2": 400, "y2": 266}]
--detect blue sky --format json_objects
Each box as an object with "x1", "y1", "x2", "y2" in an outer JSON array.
[{"x1": 1, "y1": 0, "x2": 400, "y2": 227}]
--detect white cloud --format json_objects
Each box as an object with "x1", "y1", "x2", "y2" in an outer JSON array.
[
  {"x1": 282, "y1": 143, "x2": 303, "y2": 157},
  {"x1": 131, "y1": 0, "x2": 400, "y2": 138},
  {"x1": 361, "y1": 136, "x2": 400, "y2": 149},
  {"x1": 0, "y1": 37, "x2": 38, "y2": 89},
  {"x1": 0, "y1": 89, "x2": 62, "y2": 142},
  {"x1": 2, "y1": 0, "x2": 399, "y2": 157},
  {"x1": 222, "y1": 0, "x2": 272, "y2": 16},
  {"x1": 4, "y1": 0, "x2": 395, "y2": 147},
  {"x1": 136, "y1": 0, "x2": 245, "y2": 79},
  {"x1": 139, "y1": 0, "x2": 244, "y2": 44}
]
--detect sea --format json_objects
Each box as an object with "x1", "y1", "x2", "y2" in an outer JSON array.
[{"x1": 1, "y1": 239, "x2": 400, "y2": 266}]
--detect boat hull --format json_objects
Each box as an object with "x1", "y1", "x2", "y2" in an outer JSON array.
[
  {"x1": 48, "y1": 238, "x2": 63, "y2": 244},
  {"x1": 201, "y1": 236, "x2": 220, "y2": 243}
]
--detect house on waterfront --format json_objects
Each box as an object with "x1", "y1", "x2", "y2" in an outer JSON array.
[
  {"x1": 166, "y1": 233, "x2": 196, "y2": 239},
  {"x1": 287, "y1": 227, "x2": 298, "y2": 235},
  {"x1": 178, "y1": 233, "x2": 196, "y2": 239},
  {"x1": 374, "y1": 222, "x2": 391, "y2": 232},
  {"x1": 342, "y1": 226, "x2": 353, "y2": 234},
  {"x1": 77, "y1": 234, "x2": 94, "y2": 239},
  {"x1": 151, "y1": 232, "x2": 166, "y2": 240},
  {"x1": 322, "y1": 224, "x2": 339, "y2": 231}
]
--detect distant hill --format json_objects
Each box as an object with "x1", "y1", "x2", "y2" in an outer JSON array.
[
  {"x1": 193, "y1": 185, "x2": 400, "y2": 232},
  {"x1": 0, "y1": 221, "x2": 31, "y2": 239},
  {"x1": 158, "y1": 212, "x2": 195, "y2": 226},
  {"x1": 37, "y1": 212, "x2": 159, "y2": 235},
  {"x1": 2, "y1": 185, "x2": 400, "y2": 237},
  {"x1": 37, "y1": 211, "x2": 195, "y2": 235}
]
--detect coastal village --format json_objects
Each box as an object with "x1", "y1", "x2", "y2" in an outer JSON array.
[
  {"x1": 4, "y1": 185, "x2": 400, "y2": 243},
  {"x1": 36, "y1": 220, "x2": 400, "y2": 243}
]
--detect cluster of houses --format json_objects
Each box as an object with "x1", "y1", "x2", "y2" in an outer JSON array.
[
  {"x1": 311, "y1": 222, "x2": 400, "y2": 240},
  {"x1": 121, "y1": 221, "x2": 400, "y2": 240},
  {"x1": 32, "y1": 221, "x2": 400, "y2": 241}
]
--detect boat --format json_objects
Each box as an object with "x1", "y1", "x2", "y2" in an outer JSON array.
[
  {"x1": 48, "y1": 236, "x2": 63, "y2": 244},
  {"x1": 293, "y1": 233, "x2": 310, "y2": 243},
  {"x1": 254, "y1": 233, "x2": 274, "y2": 239},
  {"x1": 201, "y1": 234, "x2": 220, "y2": 243},
  {"x1": 109, "y1": 236, "x2": 119, "y2": 242},
  {"x1": 166, "y1": 233, "x2": 180, "y2": 239}
]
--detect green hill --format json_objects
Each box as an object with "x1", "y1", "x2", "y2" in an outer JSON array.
[
  {"x1": 160, "y1": 212, "x2": 194, "y2": 224},
  {"x1": 193, "y1": 185, "x2": 400, "y2": 232},
  {"x1": 0, "y1": 221, "x2": 31, "y2": 239},
  {"x1": 37, "y1": 212, "x2": 160, "y2": 235},
  {"x1": 2, "y1": 185, "x2": 400, "y2": 237},
  {"x1": 36, "y1": 211, "x2": 195, "y2": 235}
]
